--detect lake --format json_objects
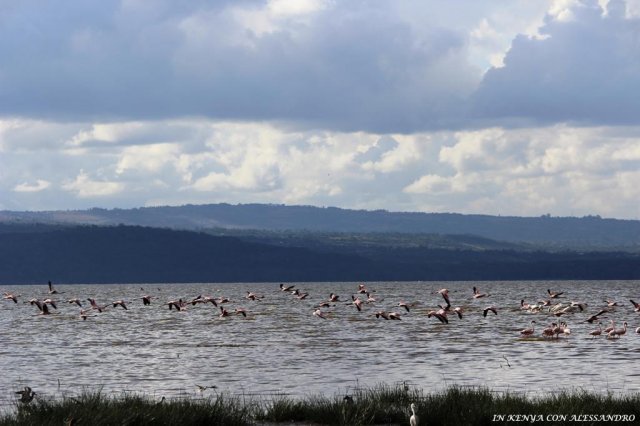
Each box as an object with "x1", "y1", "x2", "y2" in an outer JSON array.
[{"x1": 1, "y1": 280, "x2": 639, "y2": 407}]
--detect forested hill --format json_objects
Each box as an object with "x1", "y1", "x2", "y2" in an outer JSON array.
[
  {"x1": 1, "y1": 204, "x2": 639, "y2": 248},
  {"x1": 1, "y1": 224, "x2": 638, "y2": 284}
]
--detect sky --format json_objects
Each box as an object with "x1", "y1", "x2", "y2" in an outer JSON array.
[{"x1": 1, "y1": 0, "x2": 640, "y2": 219}]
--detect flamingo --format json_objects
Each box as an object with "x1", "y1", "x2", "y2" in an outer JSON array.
[
  {"x1": 397, "y1": 301, "x2": 411, "y2": 312},
  {"x1": 473, "y1": 286, "x2": 488, "y2": 298},
  {"x1": 630, "y1": 299, "x2": 640, "y2": 312},
  {"x1": 520, "y1": 320, "x2": 536, "y2": 337},
  {"x1": 483, "y1": 306, "x2": 498, "y2": 317},
  {"x1": 48, "y1": 280, "x2": 58, "y2": 294},
  {"x1": 235, "y1": 308, "x2": 247, "y2": 317},
  {"x1": 589, "y1": 322, "x2": 602, "y2": 338},
  {"x1": 585, "y1": 309, "x2": 608, "y2": 323},
  {"x1": 548, "y1": 289, "x2": 564, "y2": 298},
  {"x1": 603, "y1": 320, "x2": 616, "y2": 334},
  {"x1": 67, "y1": 298, "x2": 82, "y2": 307},
  {"x1": 219, "y1": 307, "x2": 230, "y2": 318},
  {"x1": 388, "y1": 312, "x2": 402, "y2": 320},
  {"x1": 374, "y1": 311, "x2": 390, "y2": 320},
  {"x1": 3, "y1": 292, "x2": 18, "y2": 303},
  {"x1": 112, "y1": 300, "x2": 128, "y2": 310},
  {"x1": 609, "y1": 322, "x2": 628, "y2": 338},
  {"x1": 329, "y1": 293, "x2": 340, "y2": 302},
  {"x1": 279, "y1": 284, "x2": 295, "y2": 292},
  {"x1": 541, "y1": 323, "x2": 556, "y2": 339},
  {"x1": 167, "y1": 299, "x2": 186, "y2": 311},
  {"x1": 351, "y1": 295, "x2": 363, "y2": 311},
  {"x1": 313, "y1": 309, "x2": 327, "y2": 319},
  {"x1": 43, "y1": 298, "x2": 57, "y2": 309},
  {"x1": 246, "y1": 291, "x2": 262, "y2": 301},
  {"x1": 366, "y1": 292, "x2": 377, "y2": 303},
  {"x1": 604, "y1": 299, "x2": 619, "y2": 307},
  {"x1": 409, "y1": 403, "x2": 419, "y2": 426},
  {"x1": 437, "y1": 289, "x2": 451, "y2": 308},
  {"x1": 453, "y1": 307, "x2": 463, "y2": 319},
  {"x1": 427, "y1": 308, "x2": 448, "y2": 324},
  {"x1": 87, "y1": 298, "x2": 104, "y2": 312},
  {"x1": 357, "y1": 284, "x2": 368, "y2": 294},
  {"x1": 79, "y1": 309, "x2": 89, "y2": 321},
  {"x1": 142, "y1": 295, "x2": 152, "y2": 305}
]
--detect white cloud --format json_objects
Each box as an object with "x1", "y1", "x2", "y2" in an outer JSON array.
[
  {"x1": 13, "y1": 179, "x2": 51, "y2": 193},
  {"x1": 62, "y1": 170, "x2": 124, "y2": 198}
]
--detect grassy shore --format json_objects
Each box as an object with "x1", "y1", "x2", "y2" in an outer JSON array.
[{"x1": 1, "y1": 384, "x2": 639, "y2": 425}]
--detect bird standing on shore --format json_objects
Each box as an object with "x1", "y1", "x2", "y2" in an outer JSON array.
[{"x1": 409, "y1": 402, "x2": 419, "y2": 426}]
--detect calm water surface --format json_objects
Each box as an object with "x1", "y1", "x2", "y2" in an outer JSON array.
[{"x1": 1, "y1": 280, "x2": 639, "y2": 406}]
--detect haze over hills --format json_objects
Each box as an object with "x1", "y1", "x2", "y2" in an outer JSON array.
[{"x1": 1, "y1": 203, "x2": 640, "y2": 249}]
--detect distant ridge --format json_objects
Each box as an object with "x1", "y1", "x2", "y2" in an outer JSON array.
[
  {"x1": 0, "y1": 224, "x2": 638, "y2": 284},
  {"x1": 1, "y1": 203, "x2": 640, "y2": 248}
]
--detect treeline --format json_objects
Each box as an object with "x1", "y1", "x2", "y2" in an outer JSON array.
[{"x1": 0, "y1": 224, "x2": 638, "y2": 284}]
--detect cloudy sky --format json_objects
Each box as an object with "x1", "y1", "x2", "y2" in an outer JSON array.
[{"x1": 1, "y1": 0, "x2": 639, "y2": 219}]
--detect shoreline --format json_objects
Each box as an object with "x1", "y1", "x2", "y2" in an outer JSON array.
[{"x1": 2, "y1": 384, "x2": 639, "y2": 426}]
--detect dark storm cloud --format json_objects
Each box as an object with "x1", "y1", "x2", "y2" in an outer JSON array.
[{"x1": 471, "y1": 0, "x2": 640, "y2": 126}]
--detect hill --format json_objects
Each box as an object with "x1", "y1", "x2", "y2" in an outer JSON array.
[
  {"x1": 0, "y1": 224, "x2": 638, "y2": 284},
  {"x1": 1, "y1": 203, "x2": 639, "y2": 249}
]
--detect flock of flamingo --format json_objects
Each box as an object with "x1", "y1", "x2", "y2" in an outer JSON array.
[{"x1": 3, "y1": 281, "x2": 640, "y2": 340}]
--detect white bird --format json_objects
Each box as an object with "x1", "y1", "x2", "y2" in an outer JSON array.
[{"x1": 410, "y1": 402, "x2": 419, "y2": 426}]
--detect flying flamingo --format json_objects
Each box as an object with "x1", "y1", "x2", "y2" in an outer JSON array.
[
  {"x1": 548, "y1": 289, "x2": 564, "y2": 298},
  {"x1": 351, "y1": 295, "x2": 363, "y2": 311},
  {"x1": 3, "y1": 292, "x2": 18, "y2": 303},
  {"x1": 473, "y1": 286, "x2": 488, "y2": 298},
  {"x1": 112, "y1": 300, "x2": 128, "y2": 310},
  {"x1": 483, "y1": 306, "x2": 498, "y2": 317},
  {"x1": 313, "y1": 309, "x2": 327, "y2": 319},
  {"x1": 630, "y1": 299, "x2": 640, "y2": 312}
]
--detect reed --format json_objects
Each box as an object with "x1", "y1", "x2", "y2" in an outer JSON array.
[
  {"x1": 2, "y1": 385, "x2": 639, "y2": 426},
  {"x1": 0, "y1": 390, "x2": 251, "y2": 426}
]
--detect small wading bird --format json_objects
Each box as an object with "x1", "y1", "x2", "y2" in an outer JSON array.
[{"x1": 409, "y1": 402, "x2": 419, "y2": 426}]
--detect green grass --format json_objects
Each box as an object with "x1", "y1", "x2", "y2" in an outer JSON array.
[{"x1": 2, "y1": 385, "x2": 639, "y2": 426}]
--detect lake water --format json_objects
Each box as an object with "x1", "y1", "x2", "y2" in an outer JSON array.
[{"x1": 1, "y1": 280, "x2": 639, "y2": 406}]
